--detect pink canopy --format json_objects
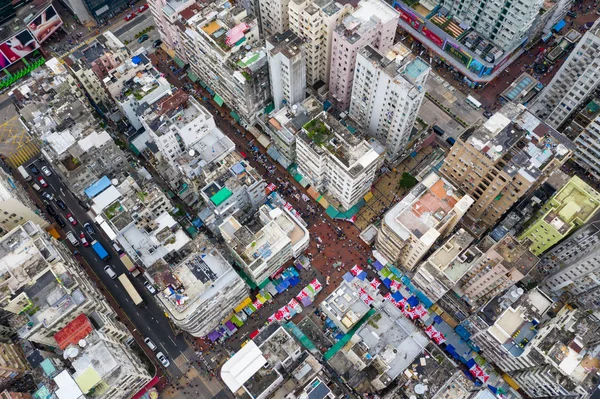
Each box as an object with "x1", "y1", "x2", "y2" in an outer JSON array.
[
  {"x1": 296, "y1": 289, "x2": 308, "y2": 301},
  {"x1": 425, "y1": 325, "x2": 446, "y2": 344},
  {"x1": 273, "y1": 310, "x2": 284, "y2": 321},
  {"x1": 252, "y1": 299, "x2": 263, "y2": 310},
  {"x1": 370, "y1": 278, "x2": 381, "y2": 290},
  {"x1": 288, "y1": 298, "x2": 301, "y2": 312},
  {"x1": 225, "y1": 23, "x2": 249, "y2": 47},
  {"x1": 390, "y1": 280, "x2": 401, "y2": 291},
  {"x1": 350, "y1": 265, "x2": 363, "y2": 276},
  {"x1": 469, "y1": 364, "x2": 490, "y2": 383},
  {"x1": 266, "y1": 183, "x2": 277, "y2": 192},
  {"x1": 310, "y1": 279, "x2": 322, "y2": 292},
  {"x1": 358, "y1": 288, "x2": 374, "y2": 305},
  {"x1": 267, "y1": 315, "x2": 276, "y2": 323}
]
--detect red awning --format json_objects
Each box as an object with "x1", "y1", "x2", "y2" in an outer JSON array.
[{"x1": 249, "y1": 330, "x2": 260, "y2": 339}]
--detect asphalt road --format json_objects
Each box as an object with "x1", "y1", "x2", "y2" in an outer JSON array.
[{"x1": 23, "y1": 158, "x2": 188, "y2": 379}]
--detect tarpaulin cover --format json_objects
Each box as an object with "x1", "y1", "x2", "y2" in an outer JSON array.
[
  {"x1": 350, "y1": 265, "x2": 363, "y2": 276},
  {"x1": 407, "y1": 296, "x2": 419, "y2": 307},
  {"x1": 225, "y1": 321, "x2": 236, "y2": 331},
  {"x1": 382, "y1": 278, "x2": 392, "y2": 289},
  {"x1": 433, "y1": 315, "x2": 443, "y2": 324},
  {"x1": 373, "y1": 260, "x2": 384, "y2": 271},
  {"x1": 208, "y1": 330, "x2": 221, "y2": 341},
  {"x1": 370, "y1": 278, "x2": 381, "y2": 289},
  {"x1": 300, "y1": 296, "x2": 312, "y2": 306},
  {"x1": 456, "y1": 325, "x2": 471, "y2": 340},
  {"x1": 357, "y1": 271, "x2": 367, "y2": 281},
  {"x1": 392, "y1": 292, "x2": 404, "y2": 302}
]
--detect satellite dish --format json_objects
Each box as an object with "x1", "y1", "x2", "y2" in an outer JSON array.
[
  {"x1": 495, "y1": 145, "x2": 503, "y2": 152},
  {"x1": 245, "y1": 45, "x2": 252, "y2": 50},
  {"x1": 446, "y1": 189, "x2": 453, "y2": 196},
  {"x1": 516, "y1": 288, "x2": 524, "y2": 295},
  {"x1": 415, "y1": 385, "x2": 426, "y2": 394},
  {"x1": 78, "y1": 339, "x2": 87, "y2": 347},
  {"x1": 111, "y1": 178, "x2": 119, "y2": 186},
  {"x1": 511, "y1": 289, "x2": 520, "y2": 298},
  {"x1": 189, "y1": 149, "x2": 196, "y2": 157},
  {"x1": 63, "y1": 347, "x2": 79, "y2": 359}
]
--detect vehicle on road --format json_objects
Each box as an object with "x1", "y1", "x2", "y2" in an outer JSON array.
[
  {"x1": 118, "y1": 274, "x2": 144, "y2": 306},
  {"x1": 56, "y1": 199, "x2": 67, "y2": 210},
  {"x1": 66, "y1": 232, "x2": 80, "y2": 246},
  {"x1": 37, "y1": 176, "x2": 48, "y2": 187},
  {"x1": 144, "y1": 281, "x2": 156, "y2": 294},
  {"x1": 125, "y1": 12, "x2": 136, "y2": 21},
  {"x1": 112, "y1": 242, "x2": 124, "y2": 254},
  {"x1": 121, "y1": 254, "x2": 140, "y2": 276},
  {"x1": 78, "y1": 199, "x2": 90, "y2": 210},
  {"x1": 29, "y1": 164, "x2": 39, "y2": 174},
  {"x1": 45, "y1": 204, "x2": 57, "y2": 217},
  {"x1": 79, "y1": 232, "x2": 89, "y2": 247},
  {"x1": 138, "y1": 4, "x2": 149, "y2": 12},
  {"x1": 446, "y1": 137, "x2": 456, "y2": 146},
  {"x1": 104, "y1": 265, "x2": 117, "y2": 279},
  {"x1": 32, "y1": 183, "x2": 41, "y2": 191},
  {"x1": 144, "y1": 337, "x2": 157, "y2": 351},
  {"x1": 465, "y1": 95, "x2": 482, "y2": 110},
  {"x1": 54, "y1": 215, "x2": 66, "y2": 228},
  {"x1": 42, "y1": 191, "x2": 54, "y2": 201},
  {"x1": 91, "y1": 240, "x2": 110, "y2": 260},
  {"x1": 41, "y1": 166, "x2": 52, "y2": 176},
  {"x1": 84, "y1": 222, "x2": 95, "y2": 236},
  {"x1": 432, "y1": 125, "x2": 445, "y2": 136},
  {"x1": 156, "y1": 352, "x2": 170, "y2": 367},
  {"x1": 483, "y1": 110, "x2": 493, "y2": 118},
  {"x1": 17, "y1": 166, "x2": 31, "y2": 181},
  {"x1": 138, "y1": 34, "x2": 149, "y2": 43},
  {"x1": 153, "y1": 39, "x2": 162, "y2": 48},
  {"x1": 66, "y1": 213, "x2": 77, "y2": 225}
]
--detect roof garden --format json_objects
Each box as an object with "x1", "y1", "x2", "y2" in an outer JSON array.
[{"x1": 303, "y1": 119, "x2": 333, "y2": 146}]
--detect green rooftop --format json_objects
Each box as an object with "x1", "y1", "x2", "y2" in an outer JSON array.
[
  {"x1": 211, "y1": 187, "x2": 233, "y2": 206},
  {"x1": 304, "y1": 119, "x2": 332, "y2": 146}
]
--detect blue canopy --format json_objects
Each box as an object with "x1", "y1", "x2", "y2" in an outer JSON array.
[
  {"x1": 553, "y1": 19, "x2": 566, "y2": 32},
  {"x1": 392, "y1": 292, "x2": 404, "y2": 302},
  {"x1": 373, "y1": 260, "x2": 384, "y2": 271},
  {"x1": 466, "y1": 358, "x2": 477, "y2": 368},
  {"x1": 343, "y1": 272, "x2": 354, "y2": 282},
  {"x1": 456, "y1": 325, "x2": 471, "y2": 340},
  {"x1": 84, "y1": 176, "x2": 111, "y2": 199},
  {"x1": 357, "y1": 271, "x2": 368, "y2": 281},
  {"x1": 131, "y1": 55, "x2": 142, "y2": 64},
  {"x1": 407, "y1": 296, "x2": 419, "y2": 307},
  {"x1": 433, "y1": 315, "x2": 443, "y2": 324},
  {"x1": 382, "y1": 278, "x2": 392, "y2": 289}
]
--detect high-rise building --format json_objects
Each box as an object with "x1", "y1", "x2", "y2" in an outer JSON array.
[
  {"x1": 540, "y1": 220, "x2": 600, "y2": 309},
  {"x1": 455, "y1": 234, "x2": 538, "y2": 308},
  {"x1": 150, "y1": 234, "x2": 250, "y2": 337},
  {"x1": 329, "y1": 0, "x2": 399, "y2": 110},
  {"x1": 376, "y1": 172, "x2": 474, "y2": 271},
  {"x1": 349, "y1": 43, "x2": 429, "y2": 161},
  {"x1": 573, "y1": 110, "x2": 600, "y2": 181},
  {"x1": 179, "y1": 2, "x2": 271, "y2": 123},
  {"x1": 0, "y1": 343, "x2": 30, "y2": 390},
  {"x1": 530, "y1": 20, "x2": 600, "y2": 129},
  {"x1": 440, "y1": 103, "x2": 574, "y2": 236},
  {"x1": 519, "y1": 176, "x2": 600, "y2": 255},
  {"x1": 266, "y1": 31, "x2": 306, "y2": 111},
  {"x1": 1, "y1": 222, "x2": 130, "y2": 347},
  {"x1": 258, "y1": 0, "x2": 291, "y2": 36},
  {"x1": 296, "y1": 112, "x2": 385, "y2": 210},
  {"x1": 289, "y1": 0, "x2": 352, "y2": 89},
  {"x1": 0, "y1": 168, "x2": 47, "y2": 236},
  {"x1": 148, "y1": 0, "x2": 196, "y2": 61}
]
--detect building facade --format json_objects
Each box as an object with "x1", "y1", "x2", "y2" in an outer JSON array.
[
  {"x1": 573, "y1": 110, "x2": 600, "y2": 180},
  {"x1": 0, "y1": 168, "x2": 47, "y2": 236},
  {"x1": 349, "y1": 43, "x2": 429, "y2": 161},
  {"x1": 329, "y1": 0, "x2": 399, "y2": 110},
  {"x1": 258, "y1": 0, "x2": 291, "y2": 36},
  {"x1": 267, "y1": 31, "x2": 306, "y2": 111},
  {"x1": 148, "y1": 0, "x2": 196, "y2": 61}
]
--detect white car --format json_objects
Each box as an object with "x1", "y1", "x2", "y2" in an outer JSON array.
[
  {"x1": 156, "y1": 352, "x2": 170, "y2": 367},
  {"x1": 144, "y1": 281, "x2": 156, "y2": 294},
  {"x1": 41, "y1": 166, "x2": 52, "y2": 176},
  {"x1": 144, "y1": 337, "x2": 157, "y2": 351}
]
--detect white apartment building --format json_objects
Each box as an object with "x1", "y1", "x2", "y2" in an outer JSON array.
[
  {"x1": 438, "y1": 0, "x2": 545, "y2": 52},
  {"x1": 329, "y1": 0, "x2": 399, "y2": 110},
  {"x1": 148, "y1": 0, "x2": 196, "y2": 61},
  {"x1": 257, "y1": 204, "x2": 310, "y2": 258},
  {"x1": 1, "y1": 222, "x2": 130, "y2": 347},
  {"x1": 540, "y1": 221, "x2": 600, "y2": 310},
  {"x1": 220, "y1": 214, "x2": 293, "y2": 285},
  {"x1": 350, "y1": 43, "x2": 430, "y2": 161},
  {"x1": 258, "y1": 0, "x2": 291, "y2": 36},
  {"x1": 180, "y1": 2, "x2": 271, "y2": 123},
  {"x1": 0, "y1": 168, "x2": 47, "y2": 236},
  {"x1": 296, "y1": 112, "x2": 385, "y2": 210},
  {"x1": 151, "y1": 237, "x2": 250, "y2": 337},
  {"x1": 376, "y1": 173, "x2": 474, "y2": 271},
  {"x1": 267, "y1": 30, "x2": 307, "y2": 112},
  {"x1": 530, "y1": 20, "x2": 600, "y2": 129},
  {"x1": 289, "y1": 0, "x2": 353, "y2": 88},
  {"x1": 411, "y1": 229, "x2": 475, "y2": 303},
  {"x1": 573, "y1": 113, "x2": 600, "y2": 180}
]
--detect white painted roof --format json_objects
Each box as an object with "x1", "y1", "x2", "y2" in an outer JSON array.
[
  {"x1": 220, "y1": 340, "x2": 267, "y2": 392},
  {"x1": 54, "y1": 370, "x2": 84, "y2": 399}
]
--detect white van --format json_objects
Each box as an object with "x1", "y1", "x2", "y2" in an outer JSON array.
[
  {"x1": 66, "y1": 232, "x2": 80, "y2": 246},
  {"x1": 32, "y1": 183, "x2": 41, "y2": 191},
  {"x1": 104, "y1": 265, "x2": 117, "y2": 279}
]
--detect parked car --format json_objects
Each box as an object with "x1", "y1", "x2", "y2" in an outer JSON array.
[
  {"x1": 45, "y1": 205, "x2": 57, "y2": 217},
  {"x1": 432, "y1": 125, "x2": 445, "y2": 136},
  {"x1": 37, "y1": 176, "x2": 48, "y2": 187},
  {"x1": 84, "y1": 222, "x2": 95, "y2": 236},
  {"x1": 446, "y1": 137, "x2": 456, "y2": 146},
  {"x1": 32, "y1": 183, "x2": 41, "y2": 191},
  {"x1": 54, "y1": 215, "x2": 66, "y2": 228},
  {"x1": 483, "y1": 110, "x2": 493, "y2": 118},
  {"x1": 125, "y1": 12, "x2": 136, "y2": 21},
  {"x1": 138, "y1": 4, "x2": 149, "y2": 12},
  {"x1": 42, "y1": 191, "x2": 54, "y2": 201},
  {"x1": 144, "y1": 337, "x2": 157, "y2": 351},
  {"x1": 112, "y1": 242, "x2": 124, "y2": 254},
  {"x1": 29, "y1": 164, "x2": 39, "y2": 174},
  {"x1": 66, "y1": 231, "x2": 79, "y2": 247},
  {"x1": 138, "y1": 34, "x2": 149, "y2": 43},
  {"x1": 79, "y1": 232, "x2": 89, "y2": 247},
  {"x1": 66, "y1": 213, "x2": 77, "y2": 225},
  {"x1": 153, "y1": 39, "x2": 162, "y2": 48},
  {"x1": 144, "y1": 281, "x2": 157, "y2": 295},
  {"x1": 78, "y1": 199, "x2": 90, "y2": 210},
  {"x1": 156, "y1": 352, "x2": 170, "y2": 367},
  {"x1": 41, "y1": 166, "x2": 52, "y2": 176},
  {"x1": 56, "y1": 199, "x2": 67, "y2": 210},
  {"x1": 104, "y1": 265, "x2": 117, "y2": 279}
]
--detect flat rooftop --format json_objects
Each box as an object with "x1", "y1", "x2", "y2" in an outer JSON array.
[
  {"x1": 267, "y1": 30, "x2": 304, "y2": 58},
  {"x1": 320, "y1": 281, "x2": 369, "y2": 329},
  {"x1": 426, "y1": 229, "x2": 474, "y2": 273},
  {"x1": 493, "y1": 234, "x2": 539, "y2": 275}
]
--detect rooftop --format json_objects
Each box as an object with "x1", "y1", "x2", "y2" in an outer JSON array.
[
  {"x1": 320, "y1": 280, "x2": 370, "y2": 330},
  {"x1": 267, "y1": 30, "x2": 304, "y2": 59},
  {"x1": 359, "y1": 43, "x2": 429, "y2": 84},
  {"x1": 336, "y1": 0, "x2": 398, "y2": 44},
  {"x1": 426, "y1": 229, "x2": 475, "y2": 282}
]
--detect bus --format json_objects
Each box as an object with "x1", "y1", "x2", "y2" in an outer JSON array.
[
  {"x1": 118, "y1": 274, "x2": 144, "y2": 306},
  {"x1": 465, "y1": 95, "x2": 482, "y2": 109},
  {"x1": 17, "y1": 166, "x2": 31, "y2": 181}
]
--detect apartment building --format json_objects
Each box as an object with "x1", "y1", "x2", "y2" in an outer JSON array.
[
  {"x1": 151, "y1": 235, "x2": 249, "y2": 337},
  {"x1": 259, "y1": 0, "x2": 291, "y2": 36},
  {"x1": 530, "y1": 20, "x2": 600, "y2": 129},
  {"x1": 573, "y1": 110, "x2": 600, "y2": 180},
  {"x1": 220, "y1": 213, "x2": 293, "y2": 285},
  {"x1": 0, "y1": 168, "x2": 47, "y2": 236},
  {"x1": 455, "y1": 234, "x2": 539, "y2": 308},
  {"x1": 350, "y1": 43, "x2": 429, "y2": 161},
  {"x1": 329, "y1": 0, "x2": 399, "y2": 110},
  {"x1": 2, "y1": 222, "x2": 130, "y2": 347},
  {"x1": 180, "y1": 2, "x2": 271, "y2": 123},
  {"x1": 440, "y1": 103, "x2": 574, "y2": 237},
  {"x1": 295, "y1": 112, "x2": 385, "y2": 210},
  {"x1": 267, "y1": 30, "x2": 306, "y2": 111},
  {"x1": 0, "y1": 343, "x2": 30, "y2": 390},
  {"x1": 519, "y1": 176, "x2": 600, "y2": 255},
  {"x1": 376, "y1": 172, "x2": 474, "y2": 271},
  {"x1": 148, "y1": 0, "x2": 196, "y2": 61},
  {"x1": 53, "y1": 314, "x2": 151, "y2": 399},
  {"x1": 68, "y1": 32, "x2": 129, "y2": 109},
  {"x1": 289, "y1": 0, "x2": 352, "y2": 88}
]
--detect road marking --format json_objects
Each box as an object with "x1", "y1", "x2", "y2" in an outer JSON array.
[{"x1": 169, "y1": 336, "x2": 178, "y2": 347}]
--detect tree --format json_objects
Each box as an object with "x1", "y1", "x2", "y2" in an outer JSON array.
[{"x1": 398, "y1": 172, "x2": 418, "y2": 190}]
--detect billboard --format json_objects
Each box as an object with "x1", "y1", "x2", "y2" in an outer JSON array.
[
  {"x1": 393, "y1": 2, "x2": 423, "y2": 30},
  {"x1": 0, "y1": 30, "x2": 39, "y2": 64},
  {"x1": 443, "y1": 40, "x2": 472, "y2": 67},
  {"x1": 27, "y1": 5, "x2": 63, "y2": 43},
  {"x1": 423, "y1": 27, "x2": 444, "y2": 48}
]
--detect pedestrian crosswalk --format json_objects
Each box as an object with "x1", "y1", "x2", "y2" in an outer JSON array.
[{"x1": 6, "y1": 142, "x2": 40, "y2": 167}]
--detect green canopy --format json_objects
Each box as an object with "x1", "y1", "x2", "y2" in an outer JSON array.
[
  {"x1": 210, "y1": 187, "x2": 232, "y2": 206},
  {"x1": 173, "y1": 56, "x2": 186, "y2": 68},
  {"x1": 214, "y1": 94, "x2": 224, "y2": 107},
  {"x1": 230, "y1": 111, "x2": 241, "y2": 122},
  {"x1": 187, "y1": 71, "x2": 199, "y2": 82}
]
